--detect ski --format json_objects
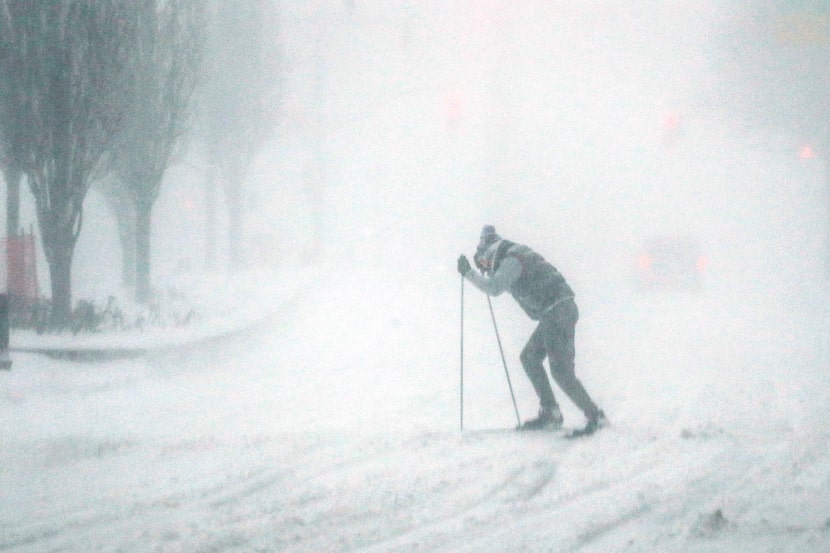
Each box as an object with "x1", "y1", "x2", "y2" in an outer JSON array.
[
  {"x1": 462, "y1": 421, "x2": 606, "y2": 439},
  {"x1": 518, "y1": 420, "x2": 607, "y2": 438},
  {"x1": 521, "y1": 426, "x2": 599, "y2": 439},
  {"x1": 562, "y1": 425, "x2": 599, "y2": 439}
]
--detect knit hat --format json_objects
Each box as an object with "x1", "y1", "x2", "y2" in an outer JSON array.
[
  {"x1": 475, "y1": 225, "x2": 502, "y2": 274},
  {"x1": 478, "y1": 225, "x2": 501, "y2": 250}
]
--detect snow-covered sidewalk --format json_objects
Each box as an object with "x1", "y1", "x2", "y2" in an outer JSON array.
[{"x1": 9, "y1": 267, "x2": 317, "y2": 357}]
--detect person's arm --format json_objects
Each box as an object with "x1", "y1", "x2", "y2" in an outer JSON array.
[{"x1": 465, "y1": 256, "x2": 522, "y2": 296}]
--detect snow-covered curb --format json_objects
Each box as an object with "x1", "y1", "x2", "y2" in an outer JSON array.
[{"x1": 9, "y1": 266, "x2": 319, "y2": 355}]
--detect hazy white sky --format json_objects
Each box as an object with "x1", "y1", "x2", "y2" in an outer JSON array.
[
  {"x1": 6, "y1": 0, "x2": 823, "y2": 300},
  {"x1": 257, "y1": 1, "x2": 824, "y2": 288}
]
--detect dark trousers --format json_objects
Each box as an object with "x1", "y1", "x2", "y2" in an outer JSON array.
[{"x1": 520, "y1": 298, "x2": 600, "y2": 420}]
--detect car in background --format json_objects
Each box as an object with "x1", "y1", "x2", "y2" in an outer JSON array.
[{"x1": 634, "y1": 235, "x2": 708, "y2": 290}]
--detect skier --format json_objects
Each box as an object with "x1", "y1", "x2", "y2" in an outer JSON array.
[{"x1": 457, "y1": 225, "x2": 607, "y2": 433}]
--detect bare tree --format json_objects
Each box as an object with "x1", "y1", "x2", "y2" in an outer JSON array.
[
  {"x1": 0, "y1": 0, "x2": 136, "y2": 326},
  {"x1": 0, "y1": 32, "x2": 24, "y2": 239},
  {"x1": 1, "y1": 69, "x2": 23, "y2": 299},
  {"x1": 198, "y1": 0, "x2": 282, "y2": 272},
  {"x1": 1, "y1": 163, "x2": 21, "y2": 238},
  {"x1": 112, "y1": 0, "x2": 203, "y2": 303},
  {"x1": 94, "y1": 176, "x2": 136, "y2": 288}
]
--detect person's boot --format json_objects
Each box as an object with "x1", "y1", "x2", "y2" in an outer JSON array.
[
  {"x1": 520, "y1": 404, "x2": 563, "y2": 430},
  {"x1": 583, "y1": 410, "x2": 609, "y2": 434}
]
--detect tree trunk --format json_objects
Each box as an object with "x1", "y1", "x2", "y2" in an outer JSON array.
[
  {"x1": 205, "y1": 171, "x2": 218, "y2": 271},
  {"x1": 135, "y1": 202, "x2": 153, "y2": 304},
  {"x1": 47, "y1": 243, "x2": 73, "y2": 328},
  {"x1": 3, "y1": 167, "x2": 22, "y2": 304},
  {"x1": 3, "y1": 166, "x2": 21, "y2": 238}
]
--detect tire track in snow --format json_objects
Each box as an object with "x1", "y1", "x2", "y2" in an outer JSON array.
[
  {"x1": 557, "y1": 430, "x2": 818, "y2": 552},
  {"x1": 669, "y1": 430, "x2": 830, "y2": 547},
  {"x1": 562, "y1": 443, "x2": 752, "y2": 551},
  {"x1": 380, "y1": 428, "x2": 754, "y2": 553},
  {"x1": 336, "y1": 430, "x2": 682, "y2": 553},
  {"x1": 1, "y1": 435, "x2": 302, "y2": 553}
]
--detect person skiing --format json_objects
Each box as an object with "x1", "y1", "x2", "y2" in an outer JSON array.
[{"x1": 457, "y1": 225, "x2": 607, "y2": 433}]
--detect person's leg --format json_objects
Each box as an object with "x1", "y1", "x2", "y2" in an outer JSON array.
[
  {"x1": 543, "y1": 299, "x2": 601, "y2": 421},
  {"x1": 520, "y1": 323, "x2": 558, "y2": 410}
]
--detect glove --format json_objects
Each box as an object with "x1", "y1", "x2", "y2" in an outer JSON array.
[{"x1": 457, "y1": 255, "x2": 472, "y2": 276}]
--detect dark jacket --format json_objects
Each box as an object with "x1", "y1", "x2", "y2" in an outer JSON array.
[
  {"x1": 467, "y1": 239, "x2": 574, "y2": 320},
  {"x1": 495, "y1": 241, "x2": 574, "y2": 319}
]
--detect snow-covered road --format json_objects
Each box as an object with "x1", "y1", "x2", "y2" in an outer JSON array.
[{"x1": 2, "y1": 268, "x2": 830, "y2": 552}]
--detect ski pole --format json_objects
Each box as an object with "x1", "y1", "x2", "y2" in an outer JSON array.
[
  {"x1": 459, "y1": 274, "x2": 464, "y2": 432},
  {"x1": 487, "y1": 295, "x2": 521, "y2": 427}
]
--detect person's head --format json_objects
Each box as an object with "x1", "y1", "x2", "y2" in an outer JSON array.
[{"x1": 474, "y1": 225, "x2": 501, "y2": 274}]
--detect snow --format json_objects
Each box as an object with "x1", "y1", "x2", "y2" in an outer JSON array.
[
  {"x1": 2, "y1": 266, "x2": 830, "y2": 552},
  {"x1": 11, "y1": 269, "x2": 312, "y2": 351},
  {"x1": 4, "y1": 2, "x2": 830, "y2": 551}
]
